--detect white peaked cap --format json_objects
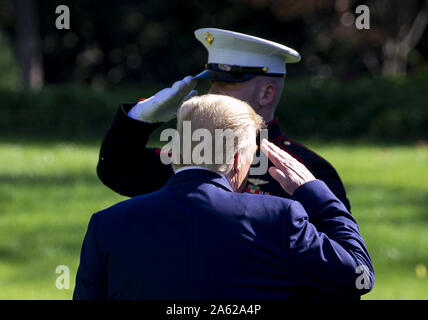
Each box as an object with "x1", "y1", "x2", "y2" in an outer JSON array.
[{"x1": 194, "y1": 28, "x2": 301, "y2": 78}]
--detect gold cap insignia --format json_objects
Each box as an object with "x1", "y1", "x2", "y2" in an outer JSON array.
[
  {"x1": 205, "y1": 32, "x2": 214, "y2": 46},
  {"x1": 247, "y1": 178, "x2": 269, "y2": 186}
]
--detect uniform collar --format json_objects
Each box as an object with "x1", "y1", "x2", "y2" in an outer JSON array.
[
  {"x1": 266, "y1": 118, "x2": 286, "y2": 141},
  {"x1": 166, "y1": 168, "x2": 233, "y2": 192}
]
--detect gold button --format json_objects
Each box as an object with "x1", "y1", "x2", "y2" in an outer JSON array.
[
  {"x1": 283, "y1": 140, "x2": 291, "y2": 146},
  {"x1": 262, "y1": 66, "x2": 269, "y2": 72}
]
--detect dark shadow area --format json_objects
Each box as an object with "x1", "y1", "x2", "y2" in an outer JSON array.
[
  {"x1": 0, "y1": 172, "x2": 101, "y2": 186},
  {"x1": 0, "y1": 223, "x2": 87, "y2": 279},
  {"x1": 1, "y1": 74, "x2": 428, "y2": 145},
  {"x1": 347, "y1": 183, "x2": 428, "y2": 223},
  {"x1": 0, "y1": 247, "x2": 28, "y2": 263}
]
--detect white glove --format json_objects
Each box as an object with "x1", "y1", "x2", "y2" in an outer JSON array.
[{"x1": 128, "y1": 75, "x2": 198, "y2": 123}]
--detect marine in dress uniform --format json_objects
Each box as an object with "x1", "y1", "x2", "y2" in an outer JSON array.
[{"x1": 96, "y1": 28, "x2": 351, "y2": 211}]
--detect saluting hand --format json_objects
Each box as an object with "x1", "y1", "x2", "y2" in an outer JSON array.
[
  {"x1": 128, "y1": 76, "x2": 198, "y2": 123},
  {"x1": 260, "y1": 139, "x2": 316, "y2": 195}
]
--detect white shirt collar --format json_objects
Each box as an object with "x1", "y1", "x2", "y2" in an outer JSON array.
[
  {"x1": 174, "y1": 166, "x2": 212, "y2": 174},
  {"x1": 174, "y1": 166, "x2": 230, "y2": 184}
]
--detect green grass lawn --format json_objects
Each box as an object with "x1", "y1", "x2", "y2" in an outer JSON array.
[{"x1": 0, "y1": 140, "x2": 427, "y2": 299}]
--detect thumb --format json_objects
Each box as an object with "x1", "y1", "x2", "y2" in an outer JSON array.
[
  {"x1": 269, "y1": 166, "x2": 286, "y2": 182},
  {"x1": 183, "y1": 90, "x2": 198, "y2": 102},
  {"x1": 172, "y1": 76, "x2": 196, "y2": 93},
  {"x1": 268, "y1": 167, "x2": 291, "y2": 194}
]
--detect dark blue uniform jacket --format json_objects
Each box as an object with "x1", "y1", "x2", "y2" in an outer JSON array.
[{"x1": 74, "y1": 169, "x2": 373, "y2": 300}]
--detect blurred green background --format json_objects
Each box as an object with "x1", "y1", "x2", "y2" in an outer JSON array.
[{"x1": 0, "y1": 0, "x2": 427, "y2": 299}]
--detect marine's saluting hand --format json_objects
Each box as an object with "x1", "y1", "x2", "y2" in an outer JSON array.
[
  {"x1": 261, "y1": 139, "x2": 315, "y2": 195},
  {"x1": 128, "y1": 75, "x2": 198, "y2": 123}
]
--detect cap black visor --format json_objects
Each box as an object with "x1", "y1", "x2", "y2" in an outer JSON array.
[{"x1": 194, "y1": 69, "x2": 257, "y2": 83}]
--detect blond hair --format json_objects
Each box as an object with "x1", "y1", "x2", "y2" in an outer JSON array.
[{"x1": 172, "y1": 94, "x2": 264, "y2": 174}]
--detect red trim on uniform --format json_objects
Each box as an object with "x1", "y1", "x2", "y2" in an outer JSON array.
[
  {"x1": 271, "y1": 135, "x2": 283, "y2": 144},
  {"x1": 154, "y1": 148, "x2": 172, "y2": 157},
  {"x1": 283, "y1": 137, "x2": 325, "y2": 161},
  {"x1": 138, "y1": 98, "x2": 146, "y2": 102},
  {"x1": 264, "y1": 117, "x2": 318, "y2": 165},
  {"x1": 266, "y1": 118, "x2": 278, "y2": 127},
  {"x1": 274, "y1": 136, "x2": 305, "y2": 164}
]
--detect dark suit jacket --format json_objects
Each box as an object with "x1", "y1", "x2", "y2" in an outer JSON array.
[
  {"x1": 96, "y1": 104, "x2": 351, "y2": 211},
  {"x1": 74, "y1": 169, "x2": 373, "y2": 300}
]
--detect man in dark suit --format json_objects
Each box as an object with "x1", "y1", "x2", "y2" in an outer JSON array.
[
  {"x1": 97, "y1": 28, "x2": 351, "y2": 211},
  {"x1": 74, "y1": 94, "x2": 373, "y2": 300}
]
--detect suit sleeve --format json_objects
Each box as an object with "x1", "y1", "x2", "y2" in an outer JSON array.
[
  {"x1": 96, "y1": 103, "x2": 174, "y2": 197},
  {"x1": 285, "y1": 180, "x2": 374, "y2": 295},
  {"x1": 73, "y1": 214, "x2": 107, "y2": 300}
]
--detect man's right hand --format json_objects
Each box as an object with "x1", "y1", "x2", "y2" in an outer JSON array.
[
  {"x1": 260, "y1": 139, "x2": 316, "y2": 195},
  {"x1": 128, "y1": 76, "x2": 198, "y2": 123}
]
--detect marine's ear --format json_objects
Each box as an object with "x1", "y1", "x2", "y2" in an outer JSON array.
[{"x1": 258, "y1": 83, "x2": 276, "y2": 107}]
